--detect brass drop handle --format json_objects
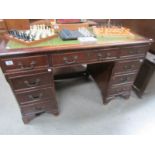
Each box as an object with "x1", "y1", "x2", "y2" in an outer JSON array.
[
  {"x1": 97, "y1": 53, "x2": 104, "y2": 59},
  {"x1": 18, "y1": 61, "x2": 36, "y2": 70},
  {"x1": 120, "y1": 76, "x2": 130, "y2": 82},
  {"x1": 97, "y1": 53, "x2": 103, "y2": 57},
  {"x1": 28, "y1": 93, "x2": 43, "y2": 100},
  {"x1": 116, "y1": 89, "x2": 121, "y2": 92},
  {"x1": 124, "y1": 64, "x2": 135, "y2": 70},
  {"x1": 63, "y1": 56, "x2": 78, "y2": 64},
  {"x1": 35, "y1": 106, "x2": 43, "y2": 111},
  {"x1": 128, "y1": 50, "x2": 138, "y2": 54},
  {"x1": 106, "y1": 52, "x2": 111, "y2": 57},
  {"x1": 115, "y1": 88, "x2": 123, "y2": 93},
  {"x1": 97, "y1": 52, "x2": 111, "y2": 59},
  {"x1": 24, "y1": 79, "x2": 40, "y2": 87},
  {"x1": 116, "y1": 87, "x2": 127, "y2": 92}
]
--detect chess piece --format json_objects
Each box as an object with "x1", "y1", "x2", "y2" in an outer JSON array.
[
  {"x1": 46, "y1": 27, "x2": 52, "y2": 37},
  {"x1": 25, "y1": 30, "x2": 30, "y2": 36},
  {"x1": 29, "y1": 34, "x2": 35, "y2": 41},
  {"x1": 41, "y1": 30, "x2": 47, "y2": 38},
  {"x1": 51, "y1": 29, "x2": 55, "y2": 35},
  {"x1": 34, "y1": 31, "x2": 41, "y2": 40}
]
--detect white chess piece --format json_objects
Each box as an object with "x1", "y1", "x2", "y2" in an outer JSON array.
[
  {"x1": 34, "y1": 33, "x2": 41, "y2": 40},
  {"x1": 25, "y1": 30, "x2": 30, "y2": 35},
  {"x1": 41, "y1": 30, "x2": 47, "y2": 38},
  {"x1": 46, "y1": 27, "x2": 52, "y2": 36},
  {"x1": 51, "y1": 29, "x2": 55, "y2": 35},
  {"x1": 34, "y1": 29, "x2": 41, "y2": 40},
  {"x1": 40, "y1": 24, "x2": 47, "y2": 38},
  {"x1": 30, "y1": 25, "x2": 37, "y2": 36}
]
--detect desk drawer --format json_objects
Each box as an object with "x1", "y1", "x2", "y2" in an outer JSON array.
[
  {"x1": 52, "y1": 52, "x2": 87, "y2": 66},
  {"x1": 20, "y1": 99, "x2": 57, "y2": 115},
  {"x1": 9, "y1": 72, "x2": 53, "y2": 91},
  {"x1": 109, "y1": 85, "x2": 132, "y2": 96},
  {"x1": 91, "y1": 49, "x2": 118, "y2": 61},
  {"x1": 16, "y1": 87, "x2": 55, "y2": 104},
  {"x1": 1, "y1": 55, "x2": 48, "y2": 73},
  {"x1": 51, "y1": 49, "x2": 119, "y2": 67},
  {"x1": 114, "y1": 59, "x2": 143, "y2": 74},
  {"x1": 111, "y1": 73, "x2": 136, "y2": 85},
  {"x1": 120, "y1": 46, "x2": 148, "y2": 57}
]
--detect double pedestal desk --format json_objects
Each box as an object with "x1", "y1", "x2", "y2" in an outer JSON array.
[{"x1": 0, "y1": 35, "x2": 152, "y2": 123}]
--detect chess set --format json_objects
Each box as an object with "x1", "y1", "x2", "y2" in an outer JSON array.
[
  {"x1": 92, "y1": 26, "x2": 133, "y2": 36},
  {"x1": 5, "y1": 24, "x2": 57, "y2": 46},
  {"x1": 5, "y1": 20, "x2": 134, "y2": 46},
  {"x1": 92, "y1": 22, "x2": 133, "y2": 37}
]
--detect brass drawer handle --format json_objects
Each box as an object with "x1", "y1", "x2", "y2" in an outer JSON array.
[
  {"x1": 106, "y1": 52, "x2": 111, "y2": 57},
  {"x1": 18, "y1": 61, "x2": 36, "y2": 70},
  {"x1": 124, "y1": 64, "x2": 135, "y2": 70},
  {"x1": 97, "y1": 53, "x2": 104, "y2": 59},
  {"x1": 28, "y1": 93, "x2": 43, "y2": 100},
  {"x1": 97, "y1": 53, "x2": 103, "y2": 57},
  {"x1": 128, "y1": 51, "x2": 137, "y2": 55},
  {"x1": 24, "y1": 79, "x2": 40, "y2": 87},
  {"x1": 63, "y1": 56, "x2": 78, "y2": 64},
  {"x1": 97, "y1": 52, "x2": 111, "y2": 59},
  {"x1": 120, "y1": 76, "x2": 130, "y2": 82},
  {"x1": 116, "y1": 89, "x2": 121, "y2": 92},
  {"x1": 115, "y1": 87, "x2": 128, "y2": 92},
  {"x1": 35, "y1": 106, "x2": 44, "y2": 111}
]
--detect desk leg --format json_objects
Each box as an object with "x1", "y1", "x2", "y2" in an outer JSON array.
[
  {"x1": 87, "y1": 63, "x2": 114, "y2": 104},
  {"x1": 22, "y1": 114, "x2": 36, "y2": 124},
  {"x1": 46, "y1": 103, "x2": 59, "y2": 116}
]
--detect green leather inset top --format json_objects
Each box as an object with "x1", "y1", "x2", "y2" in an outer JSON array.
[{"x1": 6, "y1": 35, "x2": 143, "y2": 49}]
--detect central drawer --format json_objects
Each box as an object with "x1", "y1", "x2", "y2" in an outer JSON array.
[
  {"x1": 16, "y1": 87, "x2": 55, "y2": 104},
  {"x1": 51, "y1": 49, "x2": 119, "y2": 67},
  {"x1": 90, "y1": 49, "x2": 118, "y2": 61},
  {"x1": 51, "y1": 52, "x2": 87, "y2": 67}
]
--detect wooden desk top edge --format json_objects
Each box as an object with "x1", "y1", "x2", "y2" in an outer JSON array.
[{"x1": 0, "y1": 34, "x2": 153, "y2": 57}]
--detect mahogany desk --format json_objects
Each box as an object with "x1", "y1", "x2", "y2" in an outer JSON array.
[{"x1": 0, "y1": 34, "x2": 152, "y2": 123}]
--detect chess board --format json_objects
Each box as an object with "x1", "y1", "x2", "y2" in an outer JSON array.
[
  {"x1": 5, "y1": 33, "x2": 58, "y2": 46},
  {"x1": 5, "y1": 24, "x2": 58, "y2": 46},
  {"x1": 93, "y1": 26, "x2": 133, "y2": 36}
]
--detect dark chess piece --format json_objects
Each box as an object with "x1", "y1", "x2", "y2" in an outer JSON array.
[
  {"x1": 23, "y1": 33, "x2": 28, "y2": 41},
  {"x1": 17, "y1": 32, "x2": 22, "y2": 39},
  {"x1": 20, "y1": 32, "x2": 25, "y2": 40},
  {"x1": 15, "y1": 31, "x2": 20, "y2": 39},
  {"x1": 26, "y1": 34, "x2": 30, "y2": 41},
  {"x1": 12, "y1": 30, "x2": 16, "y2": 37}
]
